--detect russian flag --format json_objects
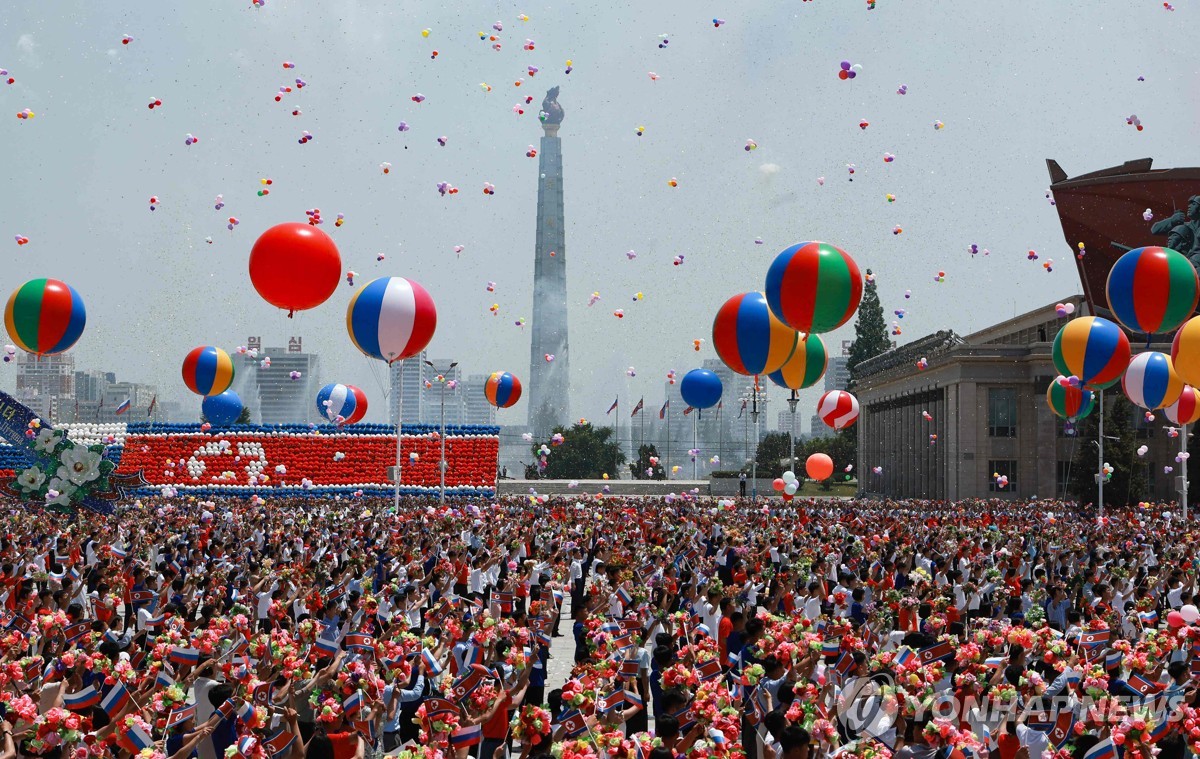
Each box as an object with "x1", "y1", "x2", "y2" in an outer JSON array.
[
  {"x1": 155, "y1": 671, "x2": 175, "y2": 688},
  {"x1": 694, "y1": 623, "x2": 712, "y2": 638},
  {"x1": 238, "y1": 736, "x2": 259, "y2": 758},
  {"x1": 109, "y1": 545, "x2": 128, "y2": 559},
  {"x1": 100, "y1": 682, "x2": 131, "y2": 718},
  {"x1": 1105, "y1": 651, "x2": 1123, "y2": 674},
  {"x1": 463, "y1": 644, "x2": 485, "y2": 667},
  {"x1": 115, "y1": 398, "x2": 132, "y2": 416},
  {"x1": 1148, "y1": 715, "x2": 1170, "y2": 744},
  {"x1": 313, "y1": 637, "x2": 339, "y2": 658},
  {"x1": 616, "y1": 586, "x2": 633, "y2": 607},
  {"x1": 449, "y1": 725, "x2": 482, "y2": 747},
  {"x1": 63, "y1": 685, "x2": 102, "y2": 711},
  {"x1": 144, "y1": 613, "x2": 166, "y2": 628},
  {"x1": 422, "y1": 649, "x2": 443, "y2": 676},
  {"x1": 1081, "y1": 737, "x2": 1116, "y2": 759},
  {"x1": 823, "y1": 637, "x2": 841, "y2": 657},
  {"x1": 895, "y1": 647, "x2": 915, "y2": 667},
  {"x1": 237, "y1": 700, "x2": 256, "y2": 724},
  {"x1": 601, "y1": 621, "x2": 621, "y2": 636},
  {"x1": 169, "y1": 646, "x2": 200, "y2": 665},
  {"x1": 535, "y1": 630, "x2": 552, "y2": 648},
  {"x1": 343, "y1": 690, "x2": 364, "y2": 720},
  {"x1": 624, "y1": 690, "x2": 644, "y2": 708},
  {"x1": 707, "y1": 729, "x2": 728, "y2": 746},
  {"x1": 1138, "y1": 611, "x2": 1159, "y2": 627},
  {"x1": 124, "y1": 721, "x2": 154, "y2": 752},
  {"x1": 984, "y1": 656, "x2": 1006, "y2": 669}
]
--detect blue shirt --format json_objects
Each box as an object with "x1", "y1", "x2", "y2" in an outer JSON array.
[
  {"x1": 382, "y1": 675, "x2": 426, "y2": 732},
  {"x1": 211, "y1": 716, "x2": 237, "y2": 759}
]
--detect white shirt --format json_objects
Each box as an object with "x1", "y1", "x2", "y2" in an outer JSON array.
[{"x1": 468, "y1": 568, "x2": 485, "y2": 595}]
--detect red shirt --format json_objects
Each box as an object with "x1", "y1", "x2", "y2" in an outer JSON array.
[
  {"x1": 718, "y1": 616, "x2": 733, "y2": 662},
  {"x1": 482, "y1": 692, "x2": 512, "y2": 740},
  {"x1": 326, "y1": 732, "x2": 360, "y2": 759}
]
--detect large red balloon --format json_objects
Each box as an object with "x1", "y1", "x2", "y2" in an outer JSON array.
[
  {"x1": 249, "y1": 223, "x2": 342, "y2": 316},
  {"x1": 806, "y1": 453, "x2": 834, "y2": 481}
]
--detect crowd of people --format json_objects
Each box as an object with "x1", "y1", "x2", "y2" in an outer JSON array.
[{"x1": 0, "y1": 495, "x2": 1198, "y2": 759}]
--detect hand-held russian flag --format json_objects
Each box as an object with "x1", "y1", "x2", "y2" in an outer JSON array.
[
  {"x1": 1138, "y1": 610, "x2": 1159, "y2": 627},
  {"x1": 449, "y1": 725, "x2": 482, "y2": 747},
  {"x1": 1081, "y1": 737, "x2": 1117, "y2": 759},
  {"x1": 822, "y1": 637, "x2": 842, "y2": 657},
  {"x1": 155, "y1": 671, "x2": 176, "y2": 688},
  {"x1": 343, "y1": 690, "x2": 364, "y2": 720},
  {"x1": 63, "y1": 685, "x2": 102, "y2": 711},
  {"x1": 422, "y1": 649, "x2": 444, "y2": 676},
  {"x1": 100, "y1": 682, "x2": 131, "y2": 718},
  {"x1": 894, "y1": 647, "x2": 915, "y2": 667},
  {"x1": 169, "y1": 646, "x2": 200, "y2": 665},
  {"x1": 313, "y1": 636, "x2": 339, "y2": 658},
  {"x1": 236, "y1": 699, "x2": 257, "y2": 724},
  {"x1": 123, "y1": 721, "x2": 155, "y2": 752}
]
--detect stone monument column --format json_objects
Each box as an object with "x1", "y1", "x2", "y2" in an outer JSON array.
[{"x1": 528, "y1": 87, "x2": 570, "y2": 438}]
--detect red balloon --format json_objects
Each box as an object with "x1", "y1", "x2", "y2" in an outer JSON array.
[
  {"x1": 772, "y1": 478, "x2": 785, "y2": 492},
  {"x1": 806, "y1": 453, "x2": 834, "y2": 480},
  {"x1": 1168, "y1": 611, "x2": 1185, "y2": 628},
  {"x1": 838, "y1": 70, "x2": 849, "y2": 80},
  {"x1": 249, "y1": 223, "x2": 342, "y2": 315}
]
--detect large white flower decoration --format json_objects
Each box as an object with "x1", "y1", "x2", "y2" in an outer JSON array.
[
  {"x1": 16, "y1": 467, "x2": 45, "y2": 492},
  {"x1": 45, "y1": 477, "x2": 78, "y2": 508},
  {"x1": 34, "y1": 428, "x2": 61, "y2": 454},
  {"x1": 57, "y1": 446, "x2": 102, "y2": 486}
]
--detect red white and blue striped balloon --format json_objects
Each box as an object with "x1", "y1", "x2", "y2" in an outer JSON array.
[
  {"x1": 346, "y1": 277, "x2": 437, "y2": 363},
  {"x1": 1164, "y1": 385, "x2": 1200, "y2": 425},
  {"x1": 1122, "y1": 351, "x2": 1184, "y2": 410},
  {"x1": 316, "y1": 383, "x2": 368, "y2": 424}
]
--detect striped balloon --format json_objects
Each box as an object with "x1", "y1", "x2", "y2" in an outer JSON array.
[
  {"x1": 484, "y1": 372, "x2": 522, "y2": 408},
  {"x1": 347, "y1": 277, "x2": 437, "y2": 363},
  {"x1": 1165, "y1": 385, "x2": 1200, "y2": 425},
  {"x1": 4, "y1": 278, "x2": 86, "y2": 356},
  {"x1": 1045, "y1": 376, "x2": 1096, "y2": 421},
  {"x1": 316, "y1": 383, "x2": 368, "y2": 424},
  {"x1": 712, "y1": 292, "x2": 798, "y2": 376},
  {"x1": 1122, "y1": 351, "x2": 1184, "y2": 410},
  {"x1": 1051, "y1": 316, "x2": 1131, "y2": 389},
  {"x1": 1171, "y1": 316, "x2": 1200, "y2": 388},
  {"x1": 1105, "y1": 246, "x2": 1199, "y2": 335},
  {"x1": 817, "y1": 390, "x2": 860, "y2": 429},
  {"x1": 764, "y1": 241, "x2": 863, "y2": 334},
  {"x1": 768, "y1": 333, "x2": 828, "y2": 390},
  {"x1": 181, "y1": 346, "x2": 235, "y2": 397}
]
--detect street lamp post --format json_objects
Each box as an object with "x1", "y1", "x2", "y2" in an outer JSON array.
[
  {"x1": 787, "y1": 390, "x2": 799, "y2": 475},
  {"x1": 750, "y1": 379, "x2": 762, "y2": 500},
  {"x1": 424, "y1": 360, "x2": 458, "y2": 507}
]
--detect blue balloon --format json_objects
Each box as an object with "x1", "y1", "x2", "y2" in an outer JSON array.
[
  {"x1": 680, "y1": 368, "x2": 723, "y2": 410},
  {"x1": 201, "y1": 390, "x2": 243, "y2": 426}
]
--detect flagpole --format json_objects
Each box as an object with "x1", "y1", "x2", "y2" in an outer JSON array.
[
  {"x1": 718, "y1": 403, "x2": 723, "y2": 471},
  {"x1": 693, "y1": 409, "x2": 699, "y2": 480},
  {"x1": 393, "y1": 358, "x2": 404, "y2": 512},
  {"x1": 666, "y1": 402, "x2": 671, "y2": 480},
  {"x1": 614, "y1": 397, "x2": 619, "y2": 479},
  {"x1": 639, "y1": 399, "x2": 644, "y2": 452}
]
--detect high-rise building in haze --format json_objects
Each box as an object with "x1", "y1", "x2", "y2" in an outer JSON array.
[
  {"x1": 234, "y1": 337, "x2": 321, "y2": 424},
  {"x1": 463, "y1": 374, "x2": 497, "y2": 426},
  {"x1": 527, "y1": 87, "x2": 570, "y2": 438},
  {"x1": 422, "y1": 360, "x2": 465, "y2": 426},
  {"x1": 388, "y1": 351, "x2": 428, "y2": 426},
  {"x1": 826, "y1": 356, "x2": 850, "y2": 392},
  {"x1": 15, "y1": 352, "x2": 74, "y2": 421}
]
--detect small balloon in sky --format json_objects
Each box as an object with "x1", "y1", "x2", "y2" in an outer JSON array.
[
  {"x1": 122, "y1": 35, "x2": 134, "y2": 45},
  {"x1": 493, "y1": 20, "x2": 504, "y2": 31},
  {"x1": 667, "y1": 370, "x2": 676, "y2": 384},
  {"x1": 261, "y1": 357, "x2": 271, "y2": 369},
  {"x1": 917, "y1": 357, "x2": 928, "y2": 370},
  {"x1": 298, "y1": 130, "x2": 313, "y2": 144},
  {"x1": 1027, "y1": 249, "x2": 1038, "y2": 261},
  {"x1": 745, "y1": 139, "x2": 758, "y2": 151},
  {"x1": 437, "y1": 136, "x2": 447, "y2": 146},
  {"x1": 672, "y1": 254, "x2": 685, "y2": 265},
  {"x1": 376, "y1": 253, "x2": 385, "y2": 261},
  {"x1": 904, "y1": 290, "x2": 911, "y2": 298},
  {"x1": 847, "y1": 164, "x2": 856, "y2": 180},
  {"x1": 892, "y1": 323, "x2": 902, "y2": 336},
  {"x1": 518, "y1": 14, "x2": 529, "y2": 21},
  {"x1": 892, "y1": 226, "x2": 902, "y2": 235},
  {"x1": 693, "y1": 339, "x2": 703, "y2": 351},
  {"x1": 873, "y1": 466, "x2": 883, "y2": 474},
  {"x1": 14, "y1": 235, "x2": 28, "y2": 246},
  {"x1": 859, "y1": 119, "x2": 869, "y2": 130},
  {"x1": 282, "y1": 60, "x2": 295, "y2": 68},
  {"x1": 1045, "y1": 189, "x2": 1056, "y2": 206},
  {"x1": 1143, "y1": 208, "x2": 1154, "y2": 221},
  {"x1": 226, "y1": 216, "x2": 239, "y2": 231},
  {"x1": 421, "y1": 28, "x2": 431, "y2": 37},
  {"x1": 1054, "y1": 302, "x2": 1076, "y2": 317},
  {"x1": 883, "y1": 152, "x2": 895, "y2": 163},
  {"x1": 817, "y1": 176, "x2": 825, "y2": 185},
  {"x1": 489, "y1": 303, "x2": 499, "y2": 315},
  {"x1": 486, "y1": 281, "x2": 496, "y2": 292},
  {"x1": 149, "y1": 196, "x2": 159, "y2": 211},
  {"x1": 713, "y1": 18, "x2": 726, "y2": 26},
  {"x1": 397, "y1": 121, "x2": 410, "y2": 132},
  {"x1": 514, "y1": 317, "x2": 526, "y2": 328},
  {"x1": 1138, "y1": 445, "x2": 1149, "y2": 457},
  {"x1": 1043, "y1": 260, "x2": 1053, "y2": 273},
  {"x1": 587, "y1": 292, "x2": 600, "y2": 306},
  {"x1": 411, "y1": 93, "x2": 425, "y2": 103},
  {"x1": 335, "y1": 213, "x2": 345, "y2": 227},
  {"x1": 648, "y1": 71, "x2": 660, "y2": 81},
  {"x1": 454, "y1": 244, "x2": 465, "y2": 255},
  {"x1": 657, "y1": 34, "x2": 669, "y2": 49},
  {"x1": 613, "y1": 309, "x2": 625, "y2": 319},
  {"x1": 483, "y1": 182, "x2": 495, "y2": 195},
  {"x1": 526, "y1": 146, "x2": 538, "y2": 158},
  {"x1": 1127, "y1": 114, "x2": 1144, "y2": 131},
  {"x1": 934, "y1": 270, "x2": 946, "y2": 282},
  {"x1": 754, "y1": 237, "x2": 764, "y2": 245},
  {"x1": 565, "y1": 59, "x2": 573, "y2": 74},
  {"x1": 896, "y1": 84, "x2": 908, "y2": 95},
  {"x1": 1169, "y1": 427, "x2": 1181, "y2": 438},
  {"x1": 886, "y1": 194, "x2": 896, "y2": 203},
  {"x1": 544, "y1": 353, "x2": 554, "y2": 362},
  {"x1": 524, "y1": 39, "x2": 535, "y2": 51},
  {"x1": 346, "y1": 271, "x2": 356, "y2": 286},
  {"x1": 205, "y1": 237, "x2": 213, "y2": 245},
  {"x1": 147, "y1": 97, "x2": 162, "y2": 110},
  {"x1": 837, "y1": 60, "x2": 860, "y2": 80},
  {"x1": 289, "y1": 371, "x2": 301, "y2": 381},
  {"x1": 933, "y1": 120, "x2": 945, "y2": 130},
  {"x1": 626, "y1": 367, "x2": 636, "y2": 377}
]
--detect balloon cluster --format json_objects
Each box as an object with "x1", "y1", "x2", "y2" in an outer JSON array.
[
  {"x1": 1126, "y1": 114, "x2": 1143, "y2": 131},
  {"x1": 1054, "y1": 302, "x2": 1076, "y2": 318},
  {"x1": 993, "y1": 473, "x2": 1009, "y2": 489},
  {"x1": 772, "y1": 470, "x2": 801, "y2": 497},
  {"x1": 837, "y1": 60, "x2": 862, "y2": 80}
]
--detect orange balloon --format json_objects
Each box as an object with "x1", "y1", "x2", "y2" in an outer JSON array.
[{"x1": 806, "y1": 453, "x2": 834, "y2": 481}]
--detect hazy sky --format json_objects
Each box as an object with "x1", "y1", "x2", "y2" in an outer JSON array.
[{"x1": 2, "y1": 0, "x2": 1197, "y2": 428}]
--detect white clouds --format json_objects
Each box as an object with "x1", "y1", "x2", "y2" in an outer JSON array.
[{"x1": 759, "y1": 163, "x2": 781, "y2": 175}]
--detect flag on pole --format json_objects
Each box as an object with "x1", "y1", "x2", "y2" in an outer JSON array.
[
  {"x1": 147, "y1": 395, "x2": 157, "y2": 417},
  {"x1": 683, "y1": 406, "x2": 694, "y2": 416},
  {"x1": 607, "y1": 397, "x2": 618, "y2": 415},
  {"x1": 115, "y1": 398, "x2": 131, "y2": 415},
  {"x1": 659, "y1": 400, "x2": 669, "y2": 419},
  {"x1": 738, "y1": 399, "x2": 747, "y2": 419},
  {"x1": 631, "y1": 398, "x2": 644, "y2": 417}
]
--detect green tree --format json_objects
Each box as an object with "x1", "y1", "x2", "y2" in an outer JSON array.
[
  {"x1": 532, "y1": 423, "x2": 626, "y2": 479},
  {"x1": 755, "y1": 431, "x2": 796, "y2": 478},
  {"x1": 236, "y1": 407, "x2": 252, "y2": 424},
  {"x1": 1067, "y1": 394, "x2": 1147, "y2": 507},
  {"x1": 846, "y1": 269, "x2": 890, "y2": 386},
  {"x1": 629, "y1": 444, "x2": 666, "y2": 480},
  {"x1": 804, "y1": 432, "x2": 857, "y2": 490}
]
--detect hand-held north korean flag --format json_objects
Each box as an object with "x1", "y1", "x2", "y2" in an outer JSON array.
[
  {"x1": 917, "y1": 639, "x2": 954, "y2": 664},
  {"x1": 556, "y1": 709, "x2": 588, "y2": 738},
  {"x1": 1047, "y1": 709, "x2": 1077, "y2": 749}
]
